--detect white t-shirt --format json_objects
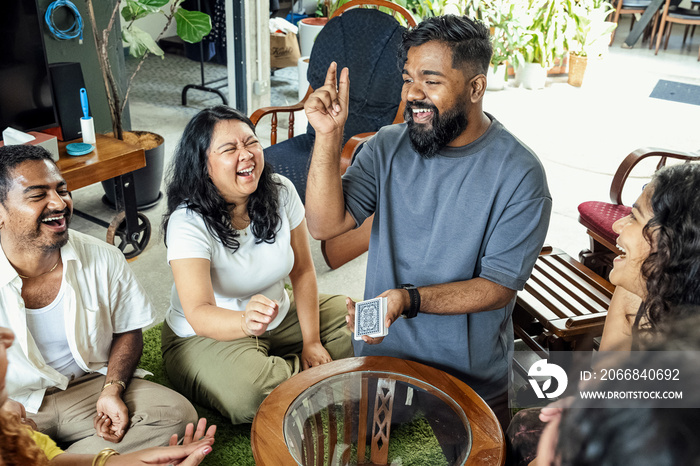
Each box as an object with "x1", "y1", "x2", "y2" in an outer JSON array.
[
  {"x1": 25, "y1": 282, "x2": 85, "y2": 381},
  {"x1": 165, "y1": 175, "x2": 305, "y2": 337}
]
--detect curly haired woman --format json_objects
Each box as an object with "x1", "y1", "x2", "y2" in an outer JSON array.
[{"x1": 508, "y1": 162, "x2": 700, "y2": 466}]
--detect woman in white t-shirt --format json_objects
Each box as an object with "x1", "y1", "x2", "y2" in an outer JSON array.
[{"x1": 160, "y1": 106, "x2": 352, "y2": 424}]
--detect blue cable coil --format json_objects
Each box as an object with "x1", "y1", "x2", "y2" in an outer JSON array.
[{"x1": 45, "y1": 0, "x2": 84, "y2": 43}]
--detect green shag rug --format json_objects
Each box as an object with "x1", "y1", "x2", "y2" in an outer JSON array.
[{"x1": 139, "y1": 324, "x2": 255, "y2": 465}]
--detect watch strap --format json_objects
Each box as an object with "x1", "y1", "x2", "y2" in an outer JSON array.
[{"x1": 399, "y1": 283, "x2": 420, "y2": 319}]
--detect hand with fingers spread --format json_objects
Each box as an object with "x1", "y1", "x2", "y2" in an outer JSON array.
[
  {"x1": 241, "y1": 294, "x2": 279, "y2": 337},
  {"x1": 305, "y1": 62, "x2": 350, "y2": 136},
  {"x1": 169, "y1": 417, "x2": 217, "y2": 449},
  {"x1": 105, "y1": 438, "x2": 214, "y2": 466}
]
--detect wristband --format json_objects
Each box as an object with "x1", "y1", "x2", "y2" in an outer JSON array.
[
  {"x1": 101, "y1": 380, "x2": 126, "y2": 392},
  {"x1": 399, "y1": 283, "x2": 420, "y2": 319}
]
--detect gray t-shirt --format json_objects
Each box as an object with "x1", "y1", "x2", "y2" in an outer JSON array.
[{"x1": 342, "y1": 116, "x2": 552, "y2": 400}]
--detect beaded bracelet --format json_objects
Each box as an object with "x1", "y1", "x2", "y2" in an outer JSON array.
[
  {"x1": 240, "y1": 312, "x2": 251, "y2": 337},
  {"x1": 92, "y1": 448, "x2": 119, "y2": 466},
  {"x1": 241, "y1": 312, "x2": 260, "y2": 350}
]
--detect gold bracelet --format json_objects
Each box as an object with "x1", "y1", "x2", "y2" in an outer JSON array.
[
  {"x1": 92, "y1": 448, "x2": 119, "y2": 466},
  {"x1": 102, "y1": 380, "x2": 126, "y2": 392}
]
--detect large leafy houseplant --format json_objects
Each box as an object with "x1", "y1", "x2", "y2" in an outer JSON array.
[
  {"x1": 84, "y1": 0, "x2": 212, "y2": 140},
  {"x1": 512, "y1": 0, "x2": 569, "y2": 69},
  {"x1": 565, "y1": 0, "x2": 616, "y2": 58}
]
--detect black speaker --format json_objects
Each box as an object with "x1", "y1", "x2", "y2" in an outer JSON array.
[{"x1": 48, "y1": 62, "x2": 87, "y2": 141}]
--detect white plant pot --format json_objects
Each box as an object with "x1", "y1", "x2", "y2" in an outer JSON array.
[
  {"x1": 518, "y1": 63, "x2": 547, "y2": 90},
  {"x1": 298, "y1": 56, "x2": 310, "y2": 101},
  {"x1": 298, "y1": 18, "x2": 327, "y2": 57},
  {"x1": 486, "y1": 64, "x2": 506, "y2": 91}
]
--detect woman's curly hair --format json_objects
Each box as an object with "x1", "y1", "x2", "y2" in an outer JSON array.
[
  {"x1": 162, "y1": 106, "x2": 282, "y2": 252},
  {"x1": 0, "y1": 410, "x2": 49, "y2": 465},
  {"x1": 634, "y1": 163, "x2": 700, "y2": 344}
]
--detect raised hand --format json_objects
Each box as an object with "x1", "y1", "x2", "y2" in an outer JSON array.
[
  {"x1": 305, "y1": 62, "x2": 350, "y2": 136},
  {"x1": 242, "y1": 294, "x2": 279, "y2": 336}
]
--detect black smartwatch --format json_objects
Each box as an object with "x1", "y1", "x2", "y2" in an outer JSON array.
[{"x1": 399, "y1": 283, "x2": 420, "y2": 319}]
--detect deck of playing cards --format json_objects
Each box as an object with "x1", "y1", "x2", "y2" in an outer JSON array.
[{"x1": 354, "y1": 297, "x2": 388, "y2": 340}]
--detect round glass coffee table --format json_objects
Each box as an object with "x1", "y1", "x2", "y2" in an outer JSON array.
[{"x1": 251, "y1": 356, "x2": 505, "y2": 465}]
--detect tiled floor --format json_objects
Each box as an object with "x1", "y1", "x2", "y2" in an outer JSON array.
[{"x1": 69, "y1": 16, "x2": 699, "y2": 329}]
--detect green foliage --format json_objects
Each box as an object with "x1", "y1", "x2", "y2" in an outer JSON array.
[
  {"x1": 564, "y1": 0, "x2": 616, "y2": 57},
  {"x1": 175, "y1": 7, "x2": 213, "y2": 43},
  {"x1": 121, "y1": 0, "x2": 211, "y2": 59},
  {"x1": 122, "y1": 25, "x2": 163, "y2": 58}
]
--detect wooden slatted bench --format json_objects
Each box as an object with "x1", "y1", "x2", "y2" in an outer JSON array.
[{"x1": 513, "y1": 246, "x2": 614, "y2": 358}]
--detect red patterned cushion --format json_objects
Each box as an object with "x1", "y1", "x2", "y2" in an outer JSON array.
[{"x1": 578, "y1": 201, "x2": 632, "y2": 245}]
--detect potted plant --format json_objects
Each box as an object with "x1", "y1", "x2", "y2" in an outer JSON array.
[
  {"x1": 512, "y1": 0, "x2": 569, "y2": 90},
  {"x1": 477, "y1": 0, "x2": 528, "y2": 90},
  {"x1": 564, "y1": 0, "x2": 616, "y2": 87},
  {"x1": 84, "y1": 0, "x2": 211, "y2": 208}
]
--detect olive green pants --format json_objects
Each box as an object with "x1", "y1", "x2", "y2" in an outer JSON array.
[{"x1": 161, "y1": 292, "x2": 352, "y2": 424}]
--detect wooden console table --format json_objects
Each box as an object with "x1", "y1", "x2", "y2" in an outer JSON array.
[{"x1": 57, "y1": 134, "x2": 151, "y2": 258}]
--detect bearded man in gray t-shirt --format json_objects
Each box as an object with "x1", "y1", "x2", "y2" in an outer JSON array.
[{"x1": 304, "y1": 14, "x2": 552, "y2": 428}]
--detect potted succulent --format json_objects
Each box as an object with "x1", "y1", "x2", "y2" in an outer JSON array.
[
  {"x1": 564, "y1": 0, "x2": 616, "y2": 87},
  {"x1": 512, "y1": 0, "x2": 569, "y2": 90},
  {"x1": 84, "y1": 0, "x2": 211, "y2": 208}
]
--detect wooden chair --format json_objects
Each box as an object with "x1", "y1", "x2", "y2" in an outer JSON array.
[
  {"x1": 654, "y1": 0, "x2": 700, "y2": 59},
  {"x1": 513, "y1": 246, "x2": 614, "y2": 365},
  {"x1": 250, "y1": 0, "x2": 415, "y2": 270},
  {"x1": 609, "y1": 0, "x2": 655, "y2": 44},
  {"x1": 577, "y1": 147, "x2": 699, "y2": 279}
]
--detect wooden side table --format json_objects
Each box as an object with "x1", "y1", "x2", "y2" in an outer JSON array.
[
  {"x1": 57, "y1": 134, "x2": 151, "y2": 258},
  {"x1": 251, "y1": 356, "x2": 505, "y2": 466}
]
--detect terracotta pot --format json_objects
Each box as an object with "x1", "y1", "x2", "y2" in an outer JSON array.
[{"x1": 568, "y1": 53, "x2": 588, "y2": 87}]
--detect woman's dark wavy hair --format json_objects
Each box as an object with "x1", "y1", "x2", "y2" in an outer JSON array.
[
  {"x1": 400, "y1": 15, "x2": 492, "y2": 76},
  {"x1": 162, "y1": 106, "x2": 282, "y2": 252},
  {"x1": 633, "y1": 163, "x2": 700, "y2": 344}
]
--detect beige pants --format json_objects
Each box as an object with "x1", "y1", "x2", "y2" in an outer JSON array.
[
  {"x1": 31, "y1": 372, "x2": 198, "y2": 454},
  {"x1": 161, "y1": 292, "x2": 353, "y2": 424}
]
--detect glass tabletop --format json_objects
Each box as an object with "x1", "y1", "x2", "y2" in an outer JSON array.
[{"x1": 283, "y1": 370, "x2": 472, "y2": 466}]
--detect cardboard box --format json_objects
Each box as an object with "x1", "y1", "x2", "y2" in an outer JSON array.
[{"x1": 270, "y1": 32, "x2": 301, "y2": 69}]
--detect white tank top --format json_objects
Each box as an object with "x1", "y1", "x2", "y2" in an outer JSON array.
[{"x1": 26, "y1": 281, "x2": 86, "y2": 381}]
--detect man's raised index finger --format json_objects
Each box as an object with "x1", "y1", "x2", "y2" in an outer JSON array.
[
  {"x1": 338, "y1": 67, "x2": 350, "y2": 103},
  {"x1": 324, "y1": 61, "x2": 338, "y2": 88}
]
